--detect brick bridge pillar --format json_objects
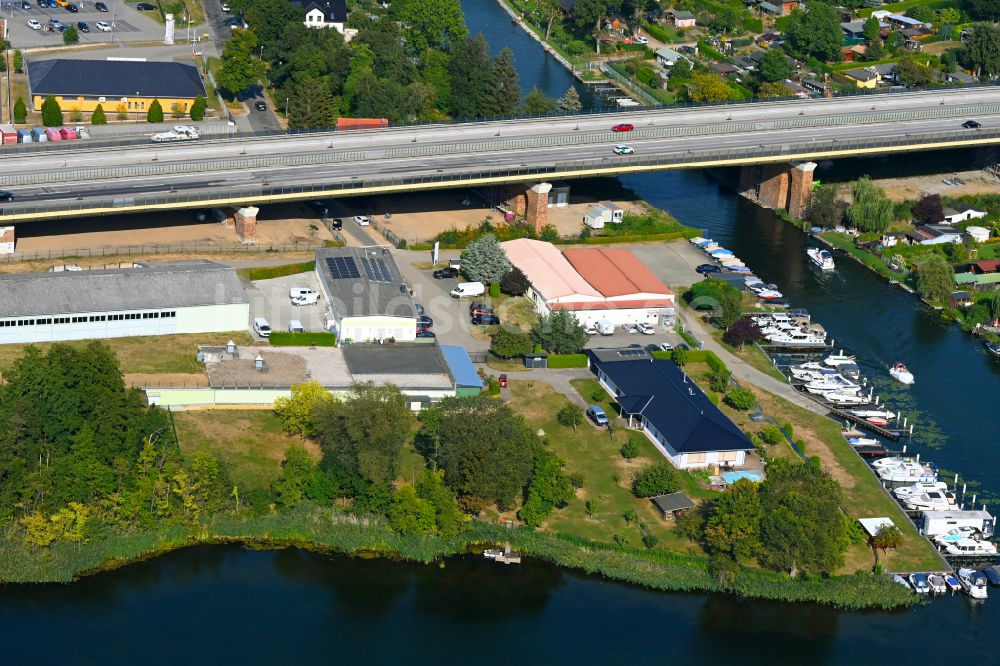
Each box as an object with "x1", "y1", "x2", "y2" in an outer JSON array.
[
  {"x1": 738, "y1": 162, "x2": 816, "y2": 219},
  {"x1": 525, "y1": 182, "x2": 552, "y2": 233},
  {"x1": 234, "y1": 206, "x2": 259, "y2": 244},
  {"x1": 787, "y1": 162, "x2": 817, "y2": 220}
]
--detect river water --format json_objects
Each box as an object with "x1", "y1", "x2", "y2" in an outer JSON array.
[{"x1": 3, "y1": 2, "x2": 1000, "y2": 661}]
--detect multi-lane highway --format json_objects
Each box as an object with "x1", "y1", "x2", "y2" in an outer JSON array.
[{"x1": 2, "y1": 86, "x2": 1000, "y2": 222}]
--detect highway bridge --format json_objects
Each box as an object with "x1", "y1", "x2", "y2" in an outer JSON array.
[{"x1": 1, "y1": 86, "x2": 999, "y2": 226}]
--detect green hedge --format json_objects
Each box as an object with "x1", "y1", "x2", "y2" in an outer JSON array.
[
  {"x1": 547, "y1": 354, "x2": 588, "y2": 368},
  {"x1": 580, "y1": 230, "x2": 697, "y2": 245},
  {"x1": 238, "y1": 261, "x2": 315, "y2": 281},
  {"x1": 651, "y1": 349, "x2": 727, "y2": 373},
  {"x1": 268, "y1": 332, "x2": 338, "y2": 346},
  {"x1": 643, "y1": 22, "x2": 675, "y2": 43}
]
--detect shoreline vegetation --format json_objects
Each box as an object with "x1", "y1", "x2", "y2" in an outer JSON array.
[{"x1": 0, "y1": 507, "x2": 917, "y2": 610}]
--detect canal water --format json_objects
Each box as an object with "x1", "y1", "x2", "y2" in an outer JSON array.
[{"x1": 3, "y1": 2, "x2": 1000, "y2": 660}]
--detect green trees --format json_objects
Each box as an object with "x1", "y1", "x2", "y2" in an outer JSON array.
[
  {"x1": 632, "y1": 462, "x2": 681, "y2": 497},
  {"x1": 389, "y1": 485, "x2": 437, "y2": 535},
  {"x1": 785, "y1": 5, "x2": 843, "y2": 62},
  {"x1": 288, "y1": 74, "x2": 338, "y2": 130},
  {"x1": 619, "y1": 437, "x2": 641, "y2": 459},
  {"x1": 394, "y1": 0, "x2": 468, "y2": 52},
  {"x1": 963, "y1": 23, "x2": 1000, "y2": 78},
  {"x1": 758, "y1": 49, "x2": 793, "y2": 83},
  {"x1": 415, "y1": 469, "x2": 464, "y2": 536},
  {"x1": 522, "y1": 87, "x2": 556, "y2": 115},
  {"x1": 556, "y1": 86, "x2": 582, "y2": 113},
  {"x1": 805, "y1": 184, "x2": 846, "y2": 228},
  {"x1": 190, "y1": 96, "x2": 207, "y2": 121},
  {"x1": 274, "y1": 381, "x2": 334, "y2": 437},
  {"x1": 42, "y1": 96, "x2": 63, "y2": 127},
  {"x1": 12, "y1": 97, "x2": 26, "y2": 124},
  {"x1": 756, "y1": 82, "x2": 789, "y2": 98},
  {"x1": 863, "y1": 16, "x2": 881, "y2": 43},
  {"x1": 484, "y1": 48, "x2": 519, "y2": 116},
  {"x1": 531, "y1": 309, "x2": 588, "y2": 354},
  {"x1": 869, "y1": 523, "x2": 904, "y2": 563},
  {"x1": 91, "y1": 103, "x2": 107, "y2": 125},
  {"x1": 704, "y1": 479, "x2": 763, "y2": 560},
  {"x1": 913, "y1": 194, "x2": 944, "y2": 224},
  {"x1": 968, "y1": 0, "x2": 1000, "y2": 20},
  {"x1": 571, "y1": 0, "x2": 606, "y2": 34},
  {"x1": 687, "y1": 72, "x2": 736, "y2": 102},
  {"x1": 63, "y1": 25, "x2": 79, "y2": 44},
  {"x1": 218, "y1": 28, "x2": 265, "y2": 96},
  {"x1": 461, "y1": 232, "x2": 511, "y2": 283},
  {"x1": 690, "y1": 278, "x2": 742, "y2": 330},
  {"x1": 916, "y1": 254, "x2": 956, "y2": 304},
  {"x1": 895, "y1": 55, "x2": 935, "y2": 87},
  {"x1": 557, "y1": 404, "x2": 583, "y2": 431},
  {"x1": 146, "y1": 99, "x2": 164, "y2": 123},
  {"x1": 724, "y1": 386, "x2": 756, "y2": 411},
  {"x1": 272, "y1": 445, "x2": 334, "y2": 508},
  {"x1": 491, "y1": 325, "x2": 533, "y2": 358},
  {"x1": 428, "y1": 396, "x2": 540, "y2": 510},
  {"x1": 847, "y1": 176, "x2": 894, "y2": 233},
  {"x1": 448, "y1": 34, "x2": 492, "y2": 118},
  {"x1": 518, "y1": 451, "x2": 573, "y2": 527},
  {"x1": 500, "y1": 266, "x2": 530, "y2": 296},
  {"x1": 313, "y1": 383, "x2": 411, "y2": 486},
  {"x1": 12, "y1": 49, "x2": 22, "y2": 74}
]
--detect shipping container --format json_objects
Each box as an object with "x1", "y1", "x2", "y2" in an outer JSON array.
[{"x1": 336, "y1": 117, "x2": 389, "y2": 131}]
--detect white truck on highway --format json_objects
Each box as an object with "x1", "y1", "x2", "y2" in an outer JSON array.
[{"x1": 151, "y1": 125, "x2": 201, "y2": 143}]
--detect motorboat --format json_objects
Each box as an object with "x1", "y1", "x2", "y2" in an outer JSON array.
[
  {"x1": 934, "y1": 527, "x2": 986, "y2": 546},
  {"x1": 894, "y1": 481, "x2": 949, "y2": 500},
  {"x1": 850, "y1": 409, "x2": 897, "y2": 420},
  {"x1": 892, "y1": 574, "x2": 911, "y2": 589},
  {"x1": 873, "y1": 458, "x2": 938, "y2": 484},
  {"x1": 901, "y1": 490, "x2": 957, "y2": 512},
  {"x1": 958, "y1": 568, "x2": 989, "y2": 599},
  {"x1": 803, "y1": 377, "x2": 859, "y2": 393},
  {"x1": 945, "y1": 574, "x2": 962, "y2": 592},
  {"x1": 890, "y1": 362, "x2": 915, "y2": 385},
  {"x1": 942, "y1": 539, "x2": 999, "y2": 557},
  {"x1": 837, "y1": 363, "x2": 861, "y2": 380},
  {"x1": 726, "y1": 265, "x2": 752, "y2": 273},
  {"x1": 866, "y1": 416, "x2": 890, "y2": 427},
  {"x1": 709, "y1": 249, "x2": 734, "y2": 258},
  {"x1": 847, "y1": 436, "x2": 881, "y2": 447},
  {"x1": 806, "y1": 247, "x2": 836, "y2": 270},
  {"x1": 744, "y1": 276, "x2": 764, "y2": 287},
  {"x1": 823, "y1": 353, "x2": 856, "y2": 366},
  {"x1": 767, "y1": 330, "x2": 827, "y2": 348},
  {"x1": 757, "y1": 289, "x2": 784, "y2": 300},
  {"x1": 690, "y1": 236, "x2": 708, "y2": 245},
  {"x1": 985, "y1": 341, "x2": 1000, "y2": 357},
  {"x1": 909, "y1": 573, "x2": 930, "y2": 594},
  {"x1": 927, "y1": 573, "x2": 947, "y2": 594},
  {"x1": 823, "y1": 391, "x2": 871, "y2": 406},
  {"x1": 984, "y1": 567, "x2": 1000, "y2": 586}
]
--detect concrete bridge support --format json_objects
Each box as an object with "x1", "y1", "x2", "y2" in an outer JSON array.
[
  {"x1": 739, "y1": 162, "x2": 816, "y2": 219},
  {"x1": 234, "y1": 206, "x2": 259, "y2": 244}
]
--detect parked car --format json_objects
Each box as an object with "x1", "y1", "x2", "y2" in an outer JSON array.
[
  {"x1": 354, "y1": 215, "x2": 370, "y2": 226},
  {"x1": 0, "y1": 191, "x2": 13, "y2": 202},
  {"x1": 586, "y1": 405, "x2": 609, "y2": 426},
  {"x1": 613, "y1": 144, "x2": 634, "y2": 155},
  {"x1": 962, "y1": 120, "x2": 982, "y2": 129},
  {"x1": 252, "y1": 317, "x2": 271, "y2": 338},
  {"x1": 585, "y1": 323, "x2": 598, "y2": 335},
  {"x1": 623, "y1": 322, "x2": 639, "y2": 334},
  {"x1": 451, "y1": 282, "x2": 485, "y2": 298},
  {"x1": 136, "y1": 2, "x2": 157, "y2": 9},
  {"x1": 417, "y1": 315, "x2": 433, "y2": 328},
  {"x1": 77, "y1": 21, "x2": 89, "y2": 32},
  {"x1": 95, "y1": 20, "x2": 112, "y2": 31},
  {"x1": 254, "y1": 101, "x2": 267, "y2": 111},
  {"x1": 611, "y1": 123, "x2": 634, "y2": 132},
  {"x1": 696, "y1": 263, "x2": 722, "y2": 274},
  {"x1": 287, "y1": 320, "x2": 304, "y2": 333},
  {"x1": 289, "y1": 288, "x2": 320, "y2": 306},
  {"x1": 27, "y1": 19, "x2": 42, "y2": 29},
  {"x1": 95, "y1": 1, "x2": 108, "y2": 10},
  {"x1": 414, "y1": 303, "x2": 425, "y2": 316},
  {"x1": 433, "y1": 266, "x2": 459, "y2": 279},
  {"x1": 471, "y1": 314, "x2": 500, "y2": 326},
  {"x1": 646, "y1": 342, "x2": 673, "y2": 352},
  {"x1": 633, "y1": 36, "x2": 648, "y2": 44},
  {"x1": 65, "y1": 3, "x2": 78, "y2": 11},
  {"x1": 416, "y1": 330, "x2": 436, "y2": 339},
  {"x1": 469, "y1": 301, "x2": 493, "y2": 314},
  {"x1": 49, "y1": 18, "x2": 64, "y2": 26},
  {"x1": 636, "y1": 322, "x2": 655, "y2": 335},
  {"x1": 470, "y1": 306, "x2": 493, "y2": 317},
  {"x1": 330, "y1": 218, "x2": 343, "y2": 229}
]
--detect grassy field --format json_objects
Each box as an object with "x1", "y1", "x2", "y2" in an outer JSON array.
[
  {"x1": 496, "y1": 296, "x2": 539, "y2": 331},
  {"x1": 237, "y1": 261, "x2": 315, "y2": 281},
  {"x1": 0, "y1": 332, "x2": 254, "y2": 376},
  {"x1": 512, "y1": 379, "x2": 711, "y2": 554},
  {"x1": 174, "y1": 409, "x2": 317, "y2": 491}
]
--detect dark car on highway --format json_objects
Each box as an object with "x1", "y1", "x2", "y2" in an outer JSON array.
[
  {"x1": 136, "y1": 2, "x2": 157, "y2": 9},
  {"x1": 95, "y1": 1, "x2": 108, "y2": 9},
  {"x1": 611, "y1": 123, "x2": 634, "y2": 132},
  {"x1": 77, "y1": 21, "x2": 89, "y2": 31},
  {"x1": 0, "y1": 191, "x2": 13, "y2": 202},
  {"x1": 471, "y1": 314, "x2": 500, "y2": 326},
  {"x1": 696, "y1": 263, "x2": 721, "y2": 274},
  {"x1": 433, "y1": 267, "x2": 459, "y2": 279},
  {"x1": 962, "y1": 120, "x2": 982, "y2": 129}
]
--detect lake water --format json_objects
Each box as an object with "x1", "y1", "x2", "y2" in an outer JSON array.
[{"x1": 3, "y1": 3, "x2": 999, "y2": 661}]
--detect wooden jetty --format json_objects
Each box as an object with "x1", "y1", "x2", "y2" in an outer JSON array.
[
  {"x1": 484, "y1": 546, "x2": 522, "y2": 565},
  {"x1": 829, "y1": 408, "x2": 908, "y2": 440}
]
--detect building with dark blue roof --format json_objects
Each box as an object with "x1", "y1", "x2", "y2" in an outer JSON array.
[{"x1": 587, "y1": 348, "x2": 755, "y2": 469}]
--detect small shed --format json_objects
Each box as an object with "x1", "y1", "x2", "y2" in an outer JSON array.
[
  {"x1": 858, "y1": 516, "x2": 895, "y2": 538},
  {"x1": 651, "y1": 492, "x2": 694, "y2": 519},
  {"x1": 584, "y1": 205, "x2": 612, "y2": 229},
  {"x1": 948, "y1": 291, "x2": 974, "y2": 308},
  {"x1": 596, "y1": 200, "x2": 624, "y2": 223},
  {"x1": 524, "y1": 352, "x2": 549, "y2": 369},
  {"x1": 966, "y1": 226, "x2": 990, "y2": 244}
]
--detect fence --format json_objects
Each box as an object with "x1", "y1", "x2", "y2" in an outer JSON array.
[
  {"x1": 3, "y1": 126, "x2": 998, "y2": 221},
  {"x1": 599, "y1": 62, "x2": 661, "y2": 107},
  {"x1": 0, "y1": 242, "x2": 325, "y2": 263}
]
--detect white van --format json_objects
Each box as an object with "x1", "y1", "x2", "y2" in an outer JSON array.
[
  {"x1": 253, "y1": 317, "x2": 272, "y2": 338},
  {"x1": 450, "y1": 282, "x2": 485, "y2": 298},
  {"x1": 287, "y1": 320, "x2": 304, "y2": 333},
  {"x1": 596, "y1": 320, "x2": 615, "y2": 336}
]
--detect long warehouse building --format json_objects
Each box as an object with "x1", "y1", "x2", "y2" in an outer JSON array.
[{"x1": 0, "y1": 261, "x2": 250, "y2": 344}]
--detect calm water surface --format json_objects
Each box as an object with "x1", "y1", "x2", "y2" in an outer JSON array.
[{"x1": 3, "y1": 3, "x2": 999, "y2": 662}]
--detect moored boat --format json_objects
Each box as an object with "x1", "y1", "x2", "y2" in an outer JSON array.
[
  {"x1": 824, "y1": 353, "x2": 856, "y2": 366},
  {"x1": 942, "y1": 538, "x2": 999, "y2": 557},
  {"x1": 985, "y1": 342, "x2": 1000, "y2": 357},
  {"x1": 945, "y1": 574, "x2": 962, "y2": 592},
  {"x1": 901, "y1": 490, "x2": 957, "y2": 512},
  {"x1": 893, "y1": 574, "x2": 911, "y2": 589},
  {"x1": 928, "y1": 574, "x2": 947, "y2": 594},
  {"x1": 958, "y1": 568, "x2": 989, "y2": 599},
  {"x1": 890, "y1": 362, "x2": 915, "y2": 385},
  {"x1": 894, "y1": 481, "x2": 949, "y2": 499},
  {"x1": 909, "y1": 573, "x2": 930, "y2": 594}
]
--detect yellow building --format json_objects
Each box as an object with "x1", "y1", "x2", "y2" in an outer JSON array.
[
  {"x1": 843, "y1": 67, "x2": 880, "y2": 89},
  {"x1": 28, "y1": 59, "x2": 206, "y2": 116}
]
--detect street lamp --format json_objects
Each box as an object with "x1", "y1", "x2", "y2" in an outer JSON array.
[{"x1": 134, "y1": 91, "x2": 139, "y2": 123}]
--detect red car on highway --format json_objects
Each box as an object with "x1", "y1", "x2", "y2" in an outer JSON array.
[{"x1": 611, "y1": 123, "x2": 634, "y2": 132}]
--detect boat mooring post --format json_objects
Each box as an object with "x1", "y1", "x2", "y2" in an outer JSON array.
[
  {"x1": 909, "y1": 424, "x2": 913, "y2": 438},
  {"x1": 902, "y1": 444, "x2": 907, "y2": 453}
]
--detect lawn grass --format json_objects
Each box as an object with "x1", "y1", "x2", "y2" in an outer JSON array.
[
  {"x1": 496, "y1": 296, "x2": 539, "y2": 331},
  {"x1": 236, "y1": 261, "x2": 315, "y2": 281},
  {"x1": 821, "y1": 232, "x2": 900, "y2": 280},
  {"x1": 706, "y1": 327, "x2": 788, "y2": 383},
  {"x1": 0, "y1": 332, "x2": 254, "y2": 376},
  {"x1": 174, "y1": 409, "x2": 316, "y2": 491}
]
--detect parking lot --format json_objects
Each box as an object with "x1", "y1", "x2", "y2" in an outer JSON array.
[
  {"x1": 7, "y1": 2, "x2": 177, "y2": 47},
  {"x1": 246, "y1": 272, "x2": 327, "y2": 340}
]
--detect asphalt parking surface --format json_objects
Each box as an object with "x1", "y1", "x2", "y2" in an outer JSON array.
[
  {"x1": 8, "y1": 2, "x2": 167, "y2": 47},
  {"x1": 246, "y1": 272, "x2": 327, "y2": 339}
]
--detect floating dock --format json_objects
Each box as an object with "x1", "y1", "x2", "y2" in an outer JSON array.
[{"x1": 829, "y1": 408, "x2": 909, "y2": 440}]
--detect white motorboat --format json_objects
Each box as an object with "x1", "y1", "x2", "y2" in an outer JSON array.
[
  {"x1": 709, "y1": 249, "x2": 734, "y2": 258},
  {"x1": 850, "y1": 408, "x2": 897, "y2": 420},
  {"x1": 789, "y1": 366, "x2": 838, "y2": 380},
  {"x1": 690, "y1": 236, "x2": 708, "y2": 245},
  {"x1": 933, "y1": 527, "x2": 985, "y2": 546},
  {"x1": 927, "y1": 574, "x2": 948, "y2": 594},
  {"x1": 757, "y1": 289, "x2": 784, "y2": 300},
  {"x1": 901, "y1": 490, "x2": 957, "y2": 512},
  {"x1": 767, "y1": 330, "x2": 827, "y2": 348},
  {"x1": 806, "y1": 247, "x2": 836, "y2": 270},
  {"x1": 872, "y1": 457, "x2": 938, "y2": 483},
  {"x1": 909, "y1": 573, "x2": 930, "y2": 594},
  {"x1": 847, "y1": 436, "x2": 880, "y2": 447},
  {"x1": 890, "y1": 362, "x2": 915, "y2": 385},
  {"x1": 894, "y1": 481, "x2": 948, "y2": 499},
  {"x1": 823, "y1": 353, "x2": 856, "y2": 366},
  {"x1": 945, "y1": 574, "x2": 962, "y2": 592},
  {"x1": 943, "y1": 539, "x2": 999, "y2": 557},
  {"x1": 823, "y1": 391, "x2": 870, "y2": 406},
  {"x1": 958, "y1": 568, "x2": 989, "y2": 599}
]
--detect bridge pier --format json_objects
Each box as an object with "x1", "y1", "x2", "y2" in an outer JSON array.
[
  {"x1": 234, "y1": 206, "x2": 259, "y2": 244},
  {"x1": 738, "y1": 162, "x2": 816, "y2": 219},
  {"x1": 525, "y1": 182, "x2": 552, "y2": 233}
]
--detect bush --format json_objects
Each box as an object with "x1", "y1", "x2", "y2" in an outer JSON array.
[
  {"x1": 620, "y1": 438, "x2": 641, "y2": 459},
  {"x1": 41, "y1": 96, "x2": 62, "y2": 127},
  {"x1": 490, "y1": 326, "x2": 532, "y2": 359},
  {"x1": 724, "y1": 387, "x2": 756, "y2": 411},
  {"x1": 147, "y1": 99, "x2": 164, "y2": 123},
  {"x1": 760, "y1": 424, "x2": 785, "y2": 446},
  {"x1": 632, "y1": 462, "x2": 680, "y2": 498},
  {"x1": 12, "y1": 98, "x2": 26, "y2": 124},
  {"x1": 63, "y1": 25, "x2": 79, "y2": 44},
  {"x1": 546, "y1": 354, "x2": 587, "y2": 368},
  {"x1": 489, "y1": 281, "x2": 500, "y2": 298},
  {"x1": 190, "y1": 96, "x2": 207, "y2": 121},
  {"x1": 709, "y1": 371, "x2": 731, "y2": 394},
  {"x1": 267, "y1": 332, "x2": 337, "y2": 346},
  {"x1": 91, "y1": 104, "x2": 107, "y2": 125},
  {"x1": 500, "y1": 267, "x2": 530, "y2": 296},
  {"x1": 568, "y1": 472, "x2": 585, "y2": 489},
  {"x1": 671, "y1": 347, "x2": 688, "y2": 367}
]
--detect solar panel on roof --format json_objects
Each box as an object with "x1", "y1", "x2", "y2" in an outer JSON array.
[
  {"x1": 617, "y1": 348, "x2": 646, "y2": 358},
  {"x1": 325, "y1": 256, "x2": 360, "y2": 280},
  {"x1": 360, "y1": 256, "x2": 393, "y2": 283}
]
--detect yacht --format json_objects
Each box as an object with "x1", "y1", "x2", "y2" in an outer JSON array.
[
  {"x1": 958, "y1": 568, "x2": 989, "y2": 599},
  {"x1": 767, "y1": 329, "x2": 827, "y2": 348},
  {"x1": 850, "y1": 408, "x2": 897, "y2": 420},
  {"x1": 901, "y1": 490, "x2": 957, "y2": 512},
  {"x1": 934, "y1": 527, "x2": 986, "y2": 546},
  {"x1": 806, "y1": 247, "x2": 836, "y2": 270},
  {"x1": 803, "y1": 377, "x2": 859, "y2": 393},
  {"x1": 943, "y1": 539, "x2": 999, "y2": 557},
  {"x1": 894, "y1": 481, "x2": 949, "y2": 500},
  {"x1": 927, "y1": 574, "x2": 947, "y2": 594},
  {"x1": 872, "y1": 458, "x2": 938, "y2": 484},
  {"x1": 823, "y1": 353, "x2": 856, "y2": 366},
  {"x1": 823, "y1": 391, "x2": 871, "y2": 406},
  {"x1": 890, "y1": 362, "x2": 915, "y2": 385}
]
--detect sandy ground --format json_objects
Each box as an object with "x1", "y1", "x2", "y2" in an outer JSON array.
[
  {"x1": 870, "y1": 169, "x2": 1000, "y2": 203},
  {"x1": 14, "y1": 203, "x2": 336, "y2": 253}
]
